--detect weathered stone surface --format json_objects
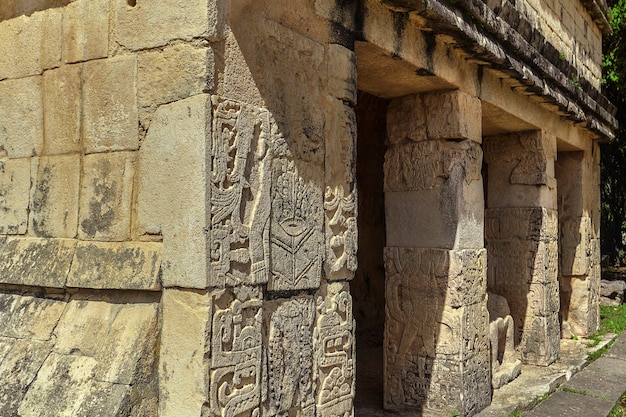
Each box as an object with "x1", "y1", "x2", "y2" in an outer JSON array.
[
  {"x1": 488, "y1": 293, "x2": 522, "y2": 389},
  {"x1": 137, "y1": 94, "x2": 209, "y2": 289},
  {"x1": 210, "y1": 286, "x2": 263, "y2": 417},
  {"x1": 83, "y1": 56, "x2": 138, "y2": 153},
  {"x1": 43, "y1": 64, "x2": 82, "y2": 155},
  {"x1": 387, "y1": 94, "x2": 427, "y2": 143},
  {"x1": 600, "y1": 279, "x2": 626, "y2": 305},
  {"x1": 53, "y1": 297, "x2": 159, "y2": 385},
  {"x1": 210, "y1": 97, "x2": 272, "y2": 288},
  {"x1": 384, "y1": 246, "x2": 490, "y2": 414},
  {"x1": 327, "y1": 43, "x2": 357, "y2": 104},
  {"x1": 265, "y1": 296, "x2": 315, "y2": 417},
  {"x1": 79, "y1": 152, "x2": 135, "y2": 241},
  {"x1": 137, "y1": 43, "x2": 213, "y2": 124},
  {"x1": 560, "y1": 216, "x2": 591, "y2": 276},
  {"x1": 31, "y1": 155, "x2": 80, "y2": 238},
  {"x1": 423, "y1": 90, "x2": 482, "y2": 143},
  {"x1": 62, "y1": 0, "x2": 109, "y2": 63},
  {"x1": 18, "y1": 352, "x2": 128, "y2": 417},
  {"x1": 114, "y1": 0, "x2": 210, "y2": 50},
  {"x1": 0, "y1": 8, "x2": 62, "y2": 79},
  {"x1": 0, "y1": 294, "x2": 66, "y2": 340},
  {"x1": 0, "y1": 339, "x2": 54, "y2": 416},
  {"x1": 324, "y1": 185, "x2": 358, "y2": 281},
  {"x1": 0, "y1": 76, "x2": 43, "y2": 158},
  {"x1": 0, "y1": 237, "x2": 76, "y2": 287},
  {"x1": 159, "y1": 289, "x2": 211, "y2": 417},
  {"x1": 269, "y1": 159, "x2": 323, "y2": 291},
  {"x1": 314, "y1": 282, "x2": 355, "y2": 416},
  {"x1": 0, "y1": 158, "x2": 32, "y2": 234},
  {"x1": 484, "y1": 131, "x2": 557, "y2": 209},
  {"x1": 67, "y1": 241, "x2": 161, "y2": 290}
]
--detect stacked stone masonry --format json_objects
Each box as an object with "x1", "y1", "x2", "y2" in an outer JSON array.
[{"x1": 0, "y1": 1, "x2": 615, "y2": 417}]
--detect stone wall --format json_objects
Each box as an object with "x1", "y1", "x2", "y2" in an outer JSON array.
[{"x1": 0, "y1": 0, "x2": 614, "y2": 416}]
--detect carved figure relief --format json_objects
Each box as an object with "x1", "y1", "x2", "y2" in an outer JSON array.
[
  {"x1": 487, "y1": 292, "x2": 521, "y2": 389},
  {"x1": 269, "y1": 160, "x2": 322, "y2": 291},
  {"x1": 324, "y1": 186, "x2": 357, "y2": 281},
  {"x1": 314, "y1": 283, "x2": 355, "y2": 417},
  {"x1": 210, "y1": 286, "x2": 263, "y2": 417},
  {"x1": 210, "y1": 98, "x2": 272, "y2": 287},
  {"x1": 265, "y1": 297, "x2": 315, "y2": 417}
]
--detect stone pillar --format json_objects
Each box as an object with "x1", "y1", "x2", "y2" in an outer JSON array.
[
  {"x1": 484, "y1": 130, "x2": 560, "y2": 366},
  {"x1": 556, "y1": 145, "x2": 601, "y2": 337},
  {"x1": 383, "y1": 90, "x2": 490, "y2": 416}
]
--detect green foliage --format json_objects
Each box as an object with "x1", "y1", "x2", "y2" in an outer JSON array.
[
  {"x1": 602, "y1": 0, "x2": 626, "y2": 265},
  {"x1": 598, "y1": 304, "x2": 626, "y2": 335}
]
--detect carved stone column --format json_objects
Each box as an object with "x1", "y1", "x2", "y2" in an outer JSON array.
[
  {"x1": 484, "y1": 130, "x2": 560, "y2": 367},
  {"x1": 384, "y1": 90, "x2": 490, "y2": 416},
  {"x1": 556, "y1": 145, "x2": 601, "y2": 337}
]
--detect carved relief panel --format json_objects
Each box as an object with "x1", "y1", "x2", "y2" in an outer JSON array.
[
  {"x1": 210, "y1": 98, "x2": 272, "y2": 288},
  {"x1": 324, "y1": 186, "x2": 357, "y2": 281},
  {"x1": 264, "y1": 296, "x2": 315, "y2": 417},
  {"x1": 314, "y1": 282, "x2": 355, "y2": 417},
  {"x1": 210, "y1": 286, "x2": 263, "y2": 417},
  {"x1": 269, "y1": 160, "x2": 323, "y2": 291}
]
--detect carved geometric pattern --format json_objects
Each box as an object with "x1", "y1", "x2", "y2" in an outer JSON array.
[
  {"x1": 210, "y1": 286, "x2": 263, "y2": 417},
  {"x1": 269, "y1": 159, "x2": 322, "y2": 291}
]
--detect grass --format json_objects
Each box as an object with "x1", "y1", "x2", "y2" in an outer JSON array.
[
  {"x1": 608, "y1": 393, "x2": 626, "y2": 417},
  {"x1": 598, "y1": 304, "x2": 626, "y2": 335},
  {"x1": 561, "y1": 387, "x2": 588, "y2": 395}
]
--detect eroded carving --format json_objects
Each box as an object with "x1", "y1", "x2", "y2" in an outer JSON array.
[
  {"x1": 488, "y1": 292, "x2": 521, "y2": 389},
  {"x1": 210, "y1": 98, "x2": 272, "y2": 287},
  {"x1": 314, "y1": 283, "x2": 355, "y2": 417},
  {"x1": 269, "y1": 160, "x2": 322, "y2": 291},
  {"x1": 265, "y1": 297, "x2": 315, "y2": 417},
  {"x1": 324, "y1": 186, "x2": 357, "y2": 281},
  {"x1": 210, "y1": 286, "x2": 263, "y2": 417}
]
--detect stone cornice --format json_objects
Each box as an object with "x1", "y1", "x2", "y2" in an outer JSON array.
[{"x1": 379, "y1": 0, "x2": 617, "y2": 141}]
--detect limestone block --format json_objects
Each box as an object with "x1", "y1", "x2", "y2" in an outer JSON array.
[
  {"x1": 324, "y1": 98, "x2": 356, "y2": 187},
  {"x1": 210, "y1": 97, "x2": 273, "y2": 288},
  {"x1": 385, "y1": 161, "x2": 484, "y2": 250},
  {"x1": 264, "y1": 296, "x2": 315, "y2": 416},
  {"x1": 114, "y1": 0, "x2": 210, "y2": 50},
  {"x1": 485, "y1": 207, "x2": 558, "y2": 243},
  {"x1": 137, "y1": 44, "x2": 213, "y2": 121},
  {"x1": 83, "y1": 56, "x2": 138, "y2": 153},
  {"x1": 159, "y1": 289, "x2": 211, "y2": 417},
  {"x1": 43, "y1": 64, "x2": 82, "y2": 155},
  {"x1": 384, "y1": 139, "x2": 482, "y2": 192},
  {"x1": 384, "y1": 247, "x2": 491, "y2": 414},
  {"x1": 53, "y1": 298, "x2": 159, "y2": 385},
  {"x1": 0, "y1": 158, "x2": 32, "y2": 234},
  {"x1": 269, "y1": 159, "x2": 323, "y2": 291},
  {"x1": 520, "y1": 313, "x2": 560, "y2": 366},
  {"x1": 314, "y1": 282, "x2": 355, "y2": 416},
  {"x1": 0, "y1": 339, "x2": 54, "y2": 416},
  {"x1": 210, "y1": 286, "x2": 263, "y2": 417},
  {"x1": 66, "y1": 241, "x2": 161, "y2": 290},
  {"x1": 387, "y1": 95, "x2": 427, "y2": 144},
  {"x1": 63, "y1": 0, "x2": 109, "y2": 63},
  {"x1": 0, "y1": 294, "x2": 66, "y2": 340},
  {"x1": 18, "y1": 352, "x2": 128, "y2": 417},
  {"x1": 423, "y1": 90, "x2": 482, "y2": 143},
  {"x1": 561, "y1": 216, "x2": 591, "y2": 276},
  {"x1": 327, "y1": 44, "x2": 357, "y2": 104},
  {"x1": 0, "y1": 237, "x2": 76, "y2": 287},
  {"x1": 79, "y1": 152, "x2": 135, "y2": 241},
  {"x1": 30, "y1": 154, "x2": 80, "y2": 238},
  {"x1": 0, "y1": 9, "x2": 62, "y2": 79},
  {"x1": 137, "y1": 94, "x2": 209, "y2": 289},
  {"x1": 0, "y1": 76, "x2": 43, "y2": 158}
]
